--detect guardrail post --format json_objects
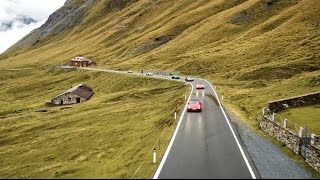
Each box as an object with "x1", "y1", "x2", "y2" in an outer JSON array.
[
  {"x1": 283, "y1": 119, "x2": 287, "y2": 128},
  {"x1": 299, "y1": 127, "x2": 304, "y2": 138},
  {"x1": 184, "y1": 95, "x2": 187, "y2": 100},
  {"x1": 262, "y1": 108, "x2": 265, "y2": 116},
  {"x1": 174, "y1": 112, "x2": 177, "y2": 119},
  {"x1": 222, "y1": 95, "x2": 224, "y2": 101}
]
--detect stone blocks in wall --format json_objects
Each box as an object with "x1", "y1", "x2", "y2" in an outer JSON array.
[
  {"x1": 268, "y1": 92, "x2": 320, "y2": 112},
  {"x1": 306, "y1": 145, "x2": 320, "y2": 173},
  {"x1": 260, "y1": 115, "x2": 320, "y2": 173}
]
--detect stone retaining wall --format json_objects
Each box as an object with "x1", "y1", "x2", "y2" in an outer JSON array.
[
  {"x1": 259, "y1": 116, "x2": 300, "y2": 154},
  {"x1": 306, "y1": 145, "x2": 320, "y2": 173},
  {"x1": 268, "y1": 92, "x2": 320, "y2": 112},
  {"x1": 259, "y1": 115, "x2": 320, "y2": 174}
]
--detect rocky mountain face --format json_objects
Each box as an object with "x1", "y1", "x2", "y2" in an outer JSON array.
[{"x1": 5, "y1": 0, "x2": 96, "y2": 51}]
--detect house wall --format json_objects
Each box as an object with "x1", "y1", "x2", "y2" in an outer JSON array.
[
  {"x1": 52, "y1": 92, "x2": 87, "y2": 105},
  {"x1": 69, "y1": 60, "x2": 96, "y2": 67}
]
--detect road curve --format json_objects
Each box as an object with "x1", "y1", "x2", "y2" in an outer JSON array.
[
  {"x1": 154, "y1": 78, "x2": 258, "y2": 179},
  {"x1": 68, "y1": 67, "x2": 259, "y2": 179}
]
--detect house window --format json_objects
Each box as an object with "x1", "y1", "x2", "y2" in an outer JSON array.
[{"x1": 68, "y1": 97, "x2": 72, "y2": 101}]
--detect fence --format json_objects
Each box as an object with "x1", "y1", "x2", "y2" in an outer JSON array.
[{"x1": 260, "y1": 107, "x2": 320, "y2": 173}]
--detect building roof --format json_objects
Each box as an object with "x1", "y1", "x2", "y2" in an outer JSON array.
[
  {"x1": 53, "y1": 83, "x2": 94, "y2": 99},
  {"x1": 70, "y1": 56, "x2": 93, "y2": 63}
]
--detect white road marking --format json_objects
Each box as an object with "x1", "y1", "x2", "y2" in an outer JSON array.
[
  {"x1": 66, "y1": 67, "x2": 256, "y2": 179},
  {"x1": 153, "y1": 83, "x2": 194, "y2": 179},
  {"x1": 202, "y1": 79, "x2": 256, "y2": 179}
]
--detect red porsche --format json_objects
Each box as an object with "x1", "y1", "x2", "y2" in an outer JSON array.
[
  {"x1": 196, "y1": 84, "x2": 205, "y2": 89},
  {"x1": 187, "y1": 99, "x2": 203, "y2": 112}
]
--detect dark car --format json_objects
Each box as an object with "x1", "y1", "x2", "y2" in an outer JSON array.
[
  {"x1": 187, "y1": 99, "x2": 202, "y2": 112},
  {"x1": 171, "y1": 75, "x2": 180, "y2": 79},
  {"x1": 185, "y1": 76, "x2": 194, "y2": 82}
]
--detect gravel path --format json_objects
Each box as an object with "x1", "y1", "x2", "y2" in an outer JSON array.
[{"x1": 225, "y1": 108, "x2": 313, "y2": 179}]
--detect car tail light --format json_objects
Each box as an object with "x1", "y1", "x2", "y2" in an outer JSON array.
[
  {"x1": 188, "y1": 105, "x2": 191, "y2": 109},
  {"x1": 197, "y1": 105, "x2": 201, "y2": 109}
]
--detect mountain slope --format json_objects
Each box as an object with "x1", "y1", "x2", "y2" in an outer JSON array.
[{"x1": 0, "y1": 0, "x2": 319, "y2": 123}]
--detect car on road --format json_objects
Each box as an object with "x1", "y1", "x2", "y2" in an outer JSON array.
[
  {"x1": 146, "y1": 72, "x2": 154, "y2": 76},
  {"x1": 128, "y1": 70, "x2": 133, "y2": 73},
  {"x1": 185, "y1": 76, "x2": 194, "y2": 82},
  {"x1": 171, "y1": 75, "x2": 180, "y2": 79},
  {"x1": 196, "y1": 84, "x2": 205, "y2": 89},
  {"x1": 187, "y1": 99, "x2": 202, "y2": 112}
]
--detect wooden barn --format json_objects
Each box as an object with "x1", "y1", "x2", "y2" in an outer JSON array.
[
  {"x1": 51, "y1": 84, "x2": 94, "y2": 105},
  {"x1": 70, "y1": 56, "x2": 96, "y2": 67}
]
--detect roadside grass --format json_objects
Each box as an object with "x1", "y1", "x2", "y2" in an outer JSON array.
[
  {"x1": 209, "y1": 71, "x2": 320, "y2": 132},
  {"x1": 0, "y1": 68, "x2": 189, "y2": 178},
  {"x1": 222, "y1": 103, "x2": 320, "y2": 179},
  {"x1": 277, "y1": 105, "x2": 320, "y2": 135},
  {"x1": 0, "y1": 0, "x2": 319, "y2": 177},
  {"x1": 214, "y1": 71, "x2": 320, "y2": 178}
]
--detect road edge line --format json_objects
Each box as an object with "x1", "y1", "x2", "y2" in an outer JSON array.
[
  {"x1": 153, "y1": 83, "x2": 193, "y2": 179},
  {"x1": 202, "y1": 79, "x2": 256, "y2": 179}
]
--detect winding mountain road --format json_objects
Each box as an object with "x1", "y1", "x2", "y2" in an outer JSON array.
[{"x1": 72, "y1": 67, "x2": 259, "y2": 179}]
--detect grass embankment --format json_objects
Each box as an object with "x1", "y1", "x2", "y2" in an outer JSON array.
[
  {"x1": 0, "y1": 0, "x2": 319, "y2": 176},
  {"x1": 278, "y1": 104, "x2": 320, "y2": 134},
  {"x1": 0, "y1": 67, "x2": 189, "y2": 178},
  {"x1": 209, "y1": 71, "x2": 320, "y2": 133}
]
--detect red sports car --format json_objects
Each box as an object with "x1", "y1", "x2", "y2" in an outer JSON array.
[
  {"x1": 196, "y1": 84, "x2": 205, "y2": 89},
  {"x1": 187, "y1": 99, "x2": 202, "y2": 112}
]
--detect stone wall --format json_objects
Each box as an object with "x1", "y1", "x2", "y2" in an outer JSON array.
[
  {"x1": 306, "y1": 145, "x2": 320, "y2": 172},
  {"x1": 268, "y1": 92, "x2": 320, "y2": 112},
  {"x1": 259, "y1": 116, "x2": 300, "y2": 154},
  {"x1": 259, "y1": 114, "x2": 320, "y2": 174}
]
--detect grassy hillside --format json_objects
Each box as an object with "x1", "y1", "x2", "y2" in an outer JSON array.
[
  {"x1": 0, "y1": 67, "x2": 189, "y2": 178},
  {"x1": 0, "y1": 0, "x2": 319, "y2": 176},
  {"x1": 1, "y1": 0, "x2": 318, "y2": 131}
]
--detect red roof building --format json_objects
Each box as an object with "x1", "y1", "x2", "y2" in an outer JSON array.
[{"x1": 70, "y1": 56, "x2": 96, "y2": 67}]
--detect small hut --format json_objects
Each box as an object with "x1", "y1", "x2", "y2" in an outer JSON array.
[
  {"x1": 70, "y1": 56, "x2": 96, "y2": 67},
  {"x1": 51, "y1": 84, "x2": 94, "y2": 105}
]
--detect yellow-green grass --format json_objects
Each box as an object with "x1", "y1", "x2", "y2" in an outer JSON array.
[
  {"x1": 0, "y1": 0, "x2": 319, "y2": 176},
  {"x1": 0, "y1": 67, "x2": 189, "y2": 178},
  {"x1": 277, "y1": 105, "x2": 320, "y2": 135},
  {"x1": 209, "y1": 71, "x2": 320, "y2": 132},
  {"x1": 222, "y1": 104, "x2": 320, "y2": 179}
]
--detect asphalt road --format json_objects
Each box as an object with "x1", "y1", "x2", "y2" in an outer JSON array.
[
  {"x1": 69, "y1": 67, "x2": 259, "y2": 179},
  {"x1": 154, "y1": 78, "x2": 259, "y2": 179}
]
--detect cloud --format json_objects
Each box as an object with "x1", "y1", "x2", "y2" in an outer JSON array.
[
  {"x1": 0, "y1": 0, "x2": 66, "y2": 53},
  {"x1": 0, "y1": 20, "x2": 45, "y2": 53}
]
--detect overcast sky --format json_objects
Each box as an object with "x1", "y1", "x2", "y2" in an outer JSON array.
[{"x1": 0, "y1": 0, "x2": 66, "y2": 53}]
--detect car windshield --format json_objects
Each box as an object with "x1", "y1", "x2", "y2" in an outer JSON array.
[{"x1": 189, "y1": 100, "x2": 199, "y2": 104}]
